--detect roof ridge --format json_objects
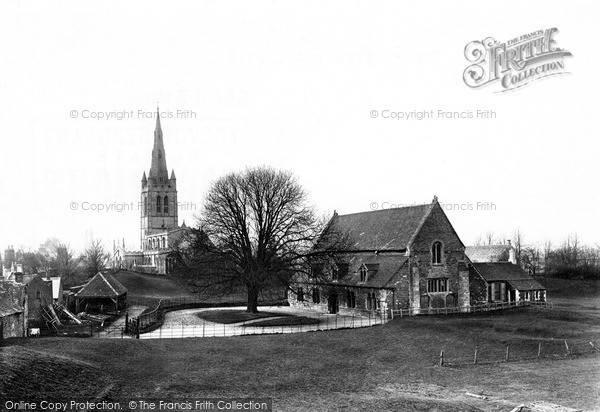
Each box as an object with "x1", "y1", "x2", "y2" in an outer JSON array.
[
  {"x1": 467, "y1": 244, "x2": 511, "y2": 248},
  {"x1": 99, "y1": 273, "x2": 119, "y2": 296},
  {"x1": 336, "y1": 203, "x2": 431, "y2": 218}
]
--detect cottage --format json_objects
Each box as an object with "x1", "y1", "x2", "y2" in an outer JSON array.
[
  {"x1": 469, "y1": 262, "x2": 546, "y2": 303},
  {"x1": 75, "y1": 272, "x2": 127, "y2": 314},
  {"x1": 0, "y1": 281, "x2": 28, "y2": 339},
  {"x1": 290, "y1": 197, "x2": 481, "y2": 315}
]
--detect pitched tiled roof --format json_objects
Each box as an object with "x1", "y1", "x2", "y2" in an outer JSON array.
[
  {"x1": 471, "y1": 262, "x2": 545, "y2": 291},
  {"x1": 465, "y1": 245, "x2": 511, "y2": 262},
  {"x1": 314, "y1": 253, "x2": 408, "y2": 289},
  {"x1": 318, "y1": 204, "x2": 433, "y2": 251},
  {"x1": 75, "y1": 272, "x2": 127, "y2": 298},
  {"x1": 0, "y1": 281, "x2": 25, "y2": 316}
]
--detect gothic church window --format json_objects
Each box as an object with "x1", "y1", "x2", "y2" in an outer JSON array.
[
  {"x1": 432, "y1": 241, "x2": 443, "y2": 264},
  {"x1": 332, "y1": 266, "x2": 339, "y2": 281},
  {"x1": 156, "y1": 196, "x2": 162, "y2": 214},
  {"x1": 297, "y1": 287, "x2": 304, "y2": 302},
  {"x1": 312, "y1": 288, "x2": 320, "y2": 304},
  {"x1": 164, "y1": 196, "x2": 169, "y2": 214},
  {"x1": 347, "y1": 290, "x2": 356, "y2": 308},
  {"x1": 359, "y1": 265, "x2": 367, "y2": 282}
]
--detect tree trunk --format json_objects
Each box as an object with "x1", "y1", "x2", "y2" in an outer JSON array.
[{"x1": 246, "y1": 286, "x2": 259, "y2": 313}]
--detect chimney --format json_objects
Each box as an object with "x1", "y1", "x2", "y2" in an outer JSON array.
[{"x1": 508, "y1": 240, "x2": 516, "y2": 265}]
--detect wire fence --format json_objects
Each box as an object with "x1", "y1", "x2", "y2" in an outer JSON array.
[
  {"x1": 438, "y1": 339, "x2": 600, "y2": 367},
  {"x1": 99, "y1": 310, "x2": 387, "y2": 339},
  {"x1": 391, "y1": 300, "x2": 552, "y2": 318},
  {"x1": 142, "y1": 312, "x2": 385, "y2": 339}
]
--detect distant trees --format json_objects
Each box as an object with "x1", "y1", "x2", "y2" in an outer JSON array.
[
  {"x1": 512, "y1": 229, "x2": 523, "y2": 267},
  {"x1": 7, "y1": 237, "x2": 114, "y2": 286},
  {"x1": 545, "y1": 234, "x2": 600, "y2": 279},
  {"x1": 471, "y1": 230, "x2": 600, "y2": 279},
  {"x1": 21, "y1": 252, "x2": 44, "y2": 274},
  {"x1": 81, "y1": 239, "x2": 110, "y2": 278},
  {"x1": 473, "y1": 231, "x2": 497, "y2": 246},
  {"x1": 53, "y1": 243, "x2": 81, "y2": 285}
]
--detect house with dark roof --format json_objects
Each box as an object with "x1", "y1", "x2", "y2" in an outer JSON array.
[
  {"x1": 75, "y1": 272, "x2": 127, "y2": 314},
  {"x1": 290, "y1": 197, "x2": 485, "y2": 315},
  {"x1": 469, "y1": 262, "x2": 546, "y2": 303},
  {"x1": 0, "y1": 281, "x2": 28, "y2": 339}
]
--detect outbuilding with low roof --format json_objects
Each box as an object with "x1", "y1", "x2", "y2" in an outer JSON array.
[{"x1": 75, "y1": 272, "x2": 127, "y2": 314}]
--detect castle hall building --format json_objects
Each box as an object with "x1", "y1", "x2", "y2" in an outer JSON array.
[
  {"x1": 290, "y1": 197, "x2": 476, "y2": 315},
  {"x1": 113, "y1": 109, "x2": 188, "y2": 274}
]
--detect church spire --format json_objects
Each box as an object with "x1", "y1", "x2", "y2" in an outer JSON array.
[
  {"x1": 149, "y1": 106, "x2": 169, "y2": 183},
  {"x1": 155, "y1": 105, "x2": 162, "y2": 136}
]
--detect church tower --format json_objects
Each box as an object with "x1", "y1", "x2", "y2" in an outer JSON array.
[{"x1": 140, "y1": 108, "x2": 178, "y2": 250}]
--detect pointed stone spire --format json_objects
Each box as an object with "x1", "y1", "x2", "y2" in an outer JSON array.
[
  {"x1": 149, "y1": 106, "x2": 169, "y2": 183},
  {"x1": 141, "y1": 171, "x2": 147, "y2": 185},
  {"x1": 170, "y1": 169, "x2": 176, "y2": 180},
  {"x1": 155, "y1": 105, "x2": 162, "y2": 135}
]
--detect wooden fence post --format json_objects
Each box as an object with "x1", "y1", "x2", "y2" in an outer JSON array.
[
  {"x1": 136, "y1": 317, "x2": 140, "y2": 339},
  {"x1": 474, "y1": 347, "x2": 478, "y2": 365},
  {"x1": 439, "y1": 350, "x2": 444, "y2": 366},
  {"x1": 564, "y1": 340, "x2": 570, "y2": 355},
  {"x1": 537, "y1": 342, "x2": 542, "y2": 359},
  {"x1": 505, "y1": 345, "x2": 510, "y2": 362},
  {"x1": 125, "y1": 312, "x2": 129, "y2": 333}
]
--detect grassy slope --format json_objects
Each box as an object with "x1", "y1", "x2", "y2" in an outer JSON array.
[
  {"x1": 113, "y1": 270, "x2": 194, "y2": 299},
  {"x1": 7, "y1": 306, "x2": 599, "y2": 411},
  {"x1": 4, "y1": 278, "x2": 599, "y2": 411}
]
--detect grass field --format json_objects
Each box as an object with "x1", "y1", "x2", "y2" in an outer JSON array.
[
  {"x1": 2, "y1": 278, "x2": 599, "y2": 411},
  {"x1": 113, "y1": 270, "x2": 194, "y2": 300},
  {"x1": 196, "y1": 310, "x2": 291, "y2": 324}
]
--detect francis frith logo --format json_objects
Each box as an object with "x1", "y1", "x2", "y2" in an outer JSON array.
[{"x1": 463, "y1": 28, "x2": 572, "y2": 92}]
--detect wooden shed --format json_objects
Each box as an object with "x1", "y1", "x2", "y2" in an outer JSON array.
[{"x1": 75, "y1": 272, "x2": 127, "y2": 314}]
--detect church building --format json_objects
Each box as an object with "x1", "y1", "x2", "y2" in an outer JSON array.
[{"x1": 113, "y1": 109, "x2": 189, "y2": 275}]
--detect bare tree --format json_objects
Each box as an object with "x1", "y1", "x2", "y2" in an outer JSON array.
[
  {"x1": 512, "y1": 228, "x2": 523, "y2": 267},
  {"x1": 473, "y1": 231, "x2": 496, "y2": 246},
  {"x1": 53, "y1": 243, "x2": 81, "y2": 286},
  {"x1": 192, "y1": 166, "x2": 326, "y2": 313},
  {"x1": 522, "y1": 246, "x2": 540, "y2": 276},
  {"x1": 82, "y1": 238, "x2": 110, "y2": 278}
]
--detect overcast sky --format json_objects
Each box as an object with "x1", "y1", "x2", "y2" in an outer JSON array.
[{"x1": 1, "y1": 1, "x2": 598, "y2": 254}]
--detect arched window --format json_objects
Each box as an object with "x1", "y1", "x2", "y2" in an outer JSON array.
[
  {"x1": 156, "y1": 195, "x2": 162, "y2": 214},
  {"x1": 312, "y1": 288, "x2": 320, "y2": 304},
  {"x1": 163, "y1": 195, "x2": 169, "y2": 214},
  {"x1": 347, "y1": 291, "x2": 356, "y2": 308},
  {"x1": 367, "y1": 292, "x2": 379, "y2": 310},
  {"x1": 148, "y1": 240, "x2": 152, "y2": 250},
  {"x1": 332, "y1": 266, "x2": 339, "y2": 281},
  {"x1": 161, "y1": 237, "x2": 166, "y2": 249},
  {"x1": 432, "y1": 241, "x2": 443, "y2": 264},
  {"x1": 359, "y1": 265, "x2": 367, "y2": 282},
  {"x1": 297, "y1": 287, "x2": 304, "y2": 302}
]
